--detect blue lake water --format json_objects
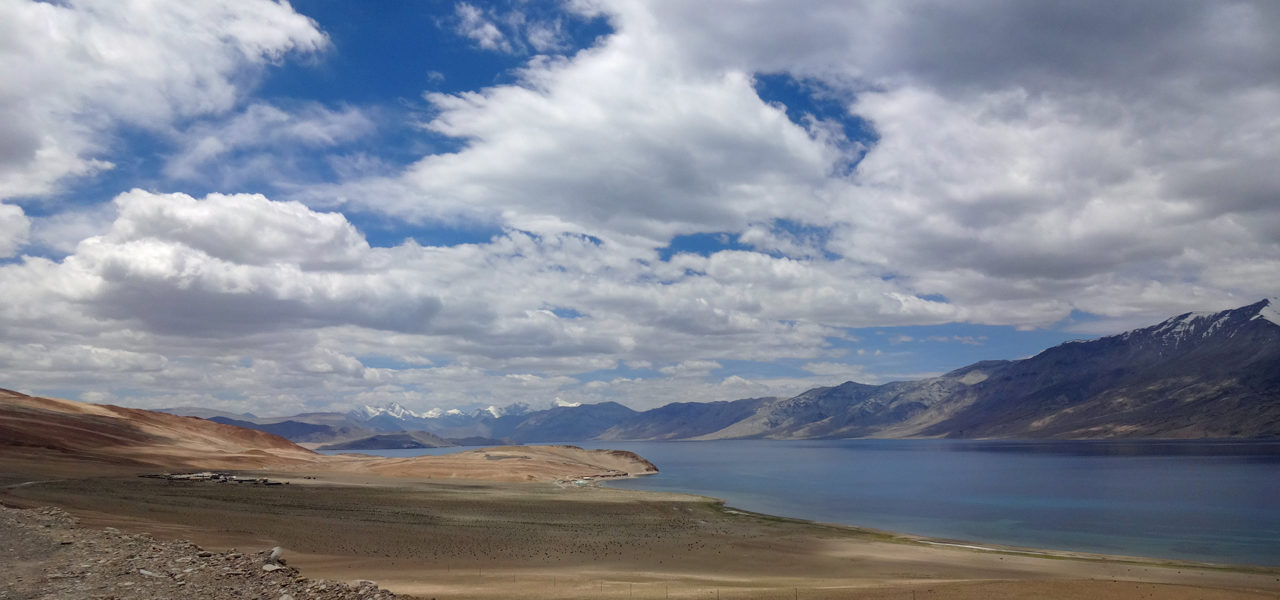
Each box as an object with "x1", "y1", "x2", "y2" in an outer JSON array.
[{"x1": 326, "y1": 439, "x2": 1280, "y2": 566}]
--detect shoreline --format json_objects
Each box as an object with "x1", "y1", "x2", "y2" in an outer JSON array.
[
  {"x1": 317, "y1": 438, "x2": 1280, "y2": 570},
  {"x1": 274, "y1": 467, "x2": 1268, "y2": 571},
  {"x1": 4, "y1": 463, "x2": 1279, "y2": 600},
  {"x1": 5, "y1": 459, "x2": 1277, "y2": 573},
  {"x1": 697, "y1": 499, "x2": 1280, "y2": 574}
]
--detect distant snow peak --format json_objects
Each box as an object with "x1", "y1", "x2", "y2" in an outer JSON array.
[
  {"x1": 353, "y1": 405, "x2": 382, "y2": 420},
  {"x1": 353, "y1": 402, "x2": 425, "y2": 421},
  {"x1": 484, "y1": 405, "x2": 502, "y2": 418},
  {"x1": 385, "y1": 402, "x2": 416, "y2": 419}
]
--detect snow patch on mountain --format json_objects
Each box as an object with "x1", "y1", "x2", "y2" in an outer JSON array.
[
  {"x1": 1253, "y1": 298, "x2": 1280, "y2": 327},
  {"x1": 1146, "y1": 310, "x2": 1221, "y2": 345},
  {"x1": 350, "y1": 402, "x2": 429, "y2": 421},
  {"x1": 422, "y1": 407, "x2": 463, "y2": 418}
]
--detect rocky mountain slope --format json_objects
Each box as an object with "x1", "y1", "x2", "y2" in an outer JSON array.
[
  {"x1": 151, "y1": 299, "x2": 1280, "y2": 443},
  {"x1": 683, "y1": 298, "x2": 1280, "y2": 440},
  {"x1": 915, "y1": 298, "x2": 1280, "y2": 438},
  {"x1": 338, "y1": 299, "x2": 1279, "y2": 441},
  {"x1": 316, "y1": 430, "x2": 453, "y2": 450}
]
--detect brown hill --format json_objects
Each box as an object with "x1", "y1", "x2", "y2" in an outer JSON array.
[
  {"x1": 0, "y1": 389, "x2": 315, "y2": 470},
  {"x1": 0, "y1": 390, "x2": 657, "y2": 482}
]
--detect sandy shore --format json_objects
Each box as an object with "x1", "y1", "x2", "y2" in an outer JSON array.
[{"x1": 2, "y1": 459, "x2": 1277, "y2": 600}]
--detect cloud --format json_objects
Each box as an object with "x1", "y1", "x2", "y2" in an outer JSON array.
[
  {"x1": 0, "y1": 188, "x2": 951, "y2": 411},
  {"x1": 0, "y1": 203, "x2": 30, "y2": 257},
  {"x1": 307, "y1": 1, "x2": 1277, "y2": 334},
  {"x1": 452, "y1": 2, "x2": 570, "y2": 55},
  {"x1": 27, "y1": 204, "x2": 117, "y2": 256},
  {"x1": 565, "y1": 1, "x2": 1280, "y2": 324},
  {"x1": 0, "y1": 343, "x2": 166, "y2": 373},
  {"x1": 313, "y1": 32, "x2": 839, "y2": 246},
  {"x1": 454, "y1": 3, "x2": 513, "y2": 53},
  {"x1": 0, "y1": 0, "x2": 327, "y2": 200},
  {"x1": 79, "y1": 191, "x2": 441, "y2": 336},
  {"x1": 658, "y1": 359, "x2": 722, "y2": 378},
  {"x1": 800, "y1": 361, "x2": 909, "y2": 384},
  {"x1": 4, "y1": 1, "x2": 1279, "y2": 415},
  {"x1": 164, "y1": 102, "x2": 376, "y2": 186}
]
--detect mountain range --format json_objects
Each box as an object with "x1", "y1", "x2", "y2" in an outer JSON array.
[{"x1": 169, "y1": 299, "x2": 1280, "y2": 444}]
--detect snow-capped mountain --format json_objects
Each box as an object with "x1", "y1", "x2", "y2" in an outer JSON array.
[
  {"x1": 482, "y1": 402, "x2": 533, "y2": 419},
  {"x1": 347, "y1": 402, "x2": 473, "y2": 433},
  {"x1": 1118, "y1": 297, "x2": 1280, "y2": 350},
  {"x1": 349, "y1": 402, "x2": 426, "y2": 421},
  {"x1": 601, "y1": 299, "x2": 1280, "y2": 440},
  {"x1": 239, "y1": 299, "x2": 1279, "y2": 444}
]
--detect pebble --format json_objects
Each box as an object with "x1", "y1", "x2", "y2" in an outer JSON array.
[{"x1": 0, "y1": 505, "x2": 402, "y2": 600}]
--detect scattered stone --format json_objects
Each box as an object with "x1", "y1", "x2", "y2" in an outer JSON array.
[{"x1": 0, "y1": 505, "x2": 403, "y2": 599}]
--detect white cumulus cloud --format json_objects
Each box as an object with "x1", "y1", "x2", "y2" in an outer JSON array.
[{"x1": 0, "y1": 0, "x2": 327, "y2": 200}]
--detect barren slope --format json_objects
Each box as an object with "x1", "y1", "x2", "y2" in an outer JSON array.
[
  {"x1": 0, "y1": 390, "x2": 657, "y2": 482},
  {"x1": 0, "y1": 389, "x2": 316, "y2": 469}
]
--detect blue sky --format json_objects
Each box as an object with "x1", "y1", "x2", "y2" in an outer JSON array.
[{"x1": 1, "y1": 0, "x2": 1278, "y2": 415}]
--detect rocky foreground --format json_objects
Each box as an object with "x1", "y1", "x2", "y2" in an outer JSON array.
[{"x1": 0, "y1": 505, "x2": 402, "y2": 600}]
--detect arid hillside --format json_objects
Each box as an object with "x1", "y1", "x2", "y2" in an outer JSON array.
[
  {"x1": 0, "y1": 389, "x2": 315, "y2": 469},
  {"x1": 0, "y1": 389, "x2": 657, "y2": 482}
]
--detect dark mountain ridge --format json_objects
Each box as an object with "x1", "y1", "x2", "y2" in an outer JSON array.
[{"x1": 195, "y1": 300, "x2": 1280, "y2": 444}]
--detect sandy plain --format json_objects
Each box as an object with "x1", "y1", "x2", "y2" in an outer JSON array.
[{"x1": 3, "y1": 457, "x2": 1279, "y2": 600}]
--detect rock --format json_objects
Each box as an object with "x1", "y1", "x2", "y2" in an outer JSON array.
[
  {"x1": 267, "y1": 546, "x2": 284, "y2": 564},
  {"x1": 1, "y1": 505, "x2": 407, "y2": 599}
]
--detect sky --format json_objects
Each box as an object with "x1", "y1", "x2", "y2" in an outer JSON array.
[{"x1": 1, "y1": 0, "x2": 1278, "y2": 416}]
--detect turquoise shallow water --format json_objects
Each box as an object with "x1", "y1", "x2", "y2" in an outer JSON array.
[{"x1": 326, "y1": 439, "x2": 1280, "y2": 566}]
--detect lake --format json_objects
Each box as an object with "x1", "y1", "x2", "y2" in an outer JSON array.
[{"x1": 325, "y1": 438, "x2": 1280, "y2": 566}]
